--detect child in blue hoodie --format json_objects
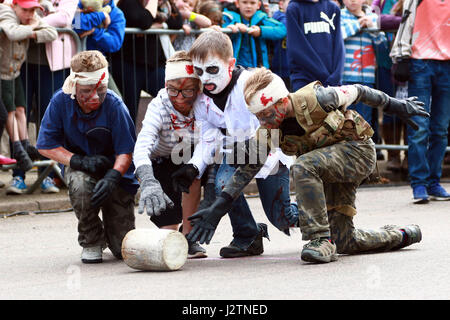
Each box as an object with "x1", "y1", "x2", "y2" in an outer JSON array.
[
  {"x1": 223, "y1": 0, "x2": 286, "y2": 68},
  {"x1": 73, "y1": 0, "x2": 125, "y2": 54},
  {"x1": 73, "y1": 0, "x2": 125, "y2": 95},
  {"x1": 286, "y1": 0, "x2": 344, "y2": 91}
]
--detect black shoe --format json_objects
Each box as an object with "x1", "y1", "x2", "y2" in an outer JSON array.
[
  {"x1": 219, "y1": 223, "x2": 269, "y2": 258},
  {"x1": 188, "y1": 241, "x2": 208, "y2": 259}
]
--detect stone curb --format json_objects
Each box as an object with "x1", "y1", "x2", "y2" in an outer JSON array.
[
  {"x1": 1, "y1": 161, "x2": 449, "y2": 215},
  {"x1": 0, "y1": 197, "x2": 72, "y2": 215}
]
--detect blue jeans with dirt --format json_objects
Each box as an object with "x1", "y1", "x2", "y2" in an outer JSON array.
[{"x1": 215, "y1": 161, "x2": 298, "y2": 250}]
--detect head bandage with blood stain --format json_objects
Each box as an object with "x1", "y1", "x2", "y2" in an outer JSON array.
[
  {"x1": 247, "y1": 73, "x2": 289, "y2": 114},
  {"x1": 62, "y1": 67, "x2": 109, "y2": 99},
  {"x1": 165, "y1": 60, "x2": 199, "y2": 82}
]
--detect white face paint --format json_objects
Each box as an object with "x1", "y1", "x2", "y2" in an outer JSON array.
[{"x1": 192, "y1": 57, "x2": 232, "y2": 95}]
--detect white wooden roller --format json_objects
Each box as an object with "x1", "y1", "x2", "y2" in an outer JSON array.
[{"x1": 121, "y1": 229, "x2": 188, "y2": 271}]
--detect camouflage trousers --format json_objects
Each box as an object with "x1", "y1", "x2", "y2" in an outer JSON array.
[
  {"x1": 291, "y1": 139, "x2": 403, "y2": 254},
  {"x1": 66, "y1": 168, "x2": 136, "y2": 259}
]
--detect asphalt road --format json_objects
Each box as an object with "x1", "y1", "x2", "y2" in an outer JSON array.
[{"x1": 1, "y1": 183, "x2": 449, "y2": 301}]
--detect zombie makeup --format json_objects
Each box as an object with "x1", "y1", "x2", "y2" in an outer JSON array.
[
  {"x1": 166, "y1": 78, "x2": 199, "y2": 116},
  {"x1": 255, "y1": 101, "x2": 288, "y2": 129},
  {"x1": 192, "y1": 57, "x2": 233, "y2": 95},
  {"x1": 76, "y1": 83, "x2": 108, "y2": 114},
  {"x1": 247, "y1": 72, "x2": 290, "y2": 114}
]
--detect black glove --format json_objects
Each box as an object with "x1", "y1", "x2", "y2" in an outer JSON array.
[
  {"x1": 171, "y1": 164, "x2": 199, "y2": 194},
  {"x1": 385, "y1": 96, "x2": 429, "y2": 130},
  {"x1": 197, "y1": 183, "x2": 217, "y2": 211},
  {"x1": 70, "y1": 154, "x2": 113, "y2": 178},
  {"x1": 393, "y1": 59, "x2": 410, "y2": 83},
  {"x1": 90, "y1": 169, "x2": 122, "y2": 208},
  {"x1": 187, "y1": 193, "x2": 233, "y2": 244}
]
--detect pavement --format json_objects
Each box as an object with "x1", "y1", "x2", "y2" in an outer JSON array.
[
  {"x1": 1, "y1": 158, "x2": 450, "y2": 216},
  {"x1": 1, "y1": 181, "x2": 450, "y2": 300}
]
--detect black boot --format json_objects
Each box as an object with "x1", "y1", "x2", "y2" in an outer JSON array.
[
  {"x1": 219, "y1": 223, "x2": 269, "y2": 258},
  {"x1": 12, "y1": 141, "x2": 33, "y2": 172}
]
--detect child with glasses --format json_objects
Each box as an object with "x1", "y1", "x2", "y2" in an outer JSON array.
[{"x1": 133, "y1": 50, "x2": 212, "y2": 259}]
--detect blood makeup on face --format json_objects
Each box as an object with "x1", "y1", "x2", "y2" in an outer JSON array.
[
  {"x1": 76, "y1": 84, "x2": 107, "y2": 113},
  {"x1": 166, "y1": 78, "x2": 199, "y2": 116},
  {"x1": 256, "y1": 104, "x2": 287, "y2": 129},
  {"x1": 193, "y1": 57, "x2": 232, "y2": 95}
]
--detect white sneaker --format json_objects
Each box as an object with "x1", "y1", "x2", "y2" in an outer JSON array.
[
  {"x1": 81, "y1": 246, "x2": 103, "y2": 264},
  {"x1": 6, "y1": 176, "x2": 27, "y2": 195},
  {"x1": 41, "y1": 177, "x2": 60, "y2": 194}
]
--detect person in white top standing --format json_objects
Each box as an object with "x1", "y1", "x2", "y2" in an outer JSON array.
[
  {"x1": 171, "y1": 30, "x2": 299, "y2": 258},
  {"x1": 133, "y1": 50, "x2": 209, "y2": 258}
]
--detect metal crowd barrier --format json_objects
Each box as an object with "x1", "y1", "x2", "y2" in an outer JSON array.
[
  {"x1": 1, "y1": 26, "x2": 449, "y2": 159},
  {"x1": 0, "y1": 27, "x2": 83, "y2": 52},
  {"x1": 0, "y1": 160, "x2": 65, "y2": 193},
  {"x1": 0, "y1": 27, "x2": 78, "y2": 192}
]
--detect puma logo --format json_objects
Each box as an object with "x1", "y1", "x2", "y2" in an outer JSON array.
[
  {"x1": 304, "y1": 12, "x2": 336, "y2": 34},
  {"x1": 320, "y1": 12, "x2": 336, "y2": 30}
]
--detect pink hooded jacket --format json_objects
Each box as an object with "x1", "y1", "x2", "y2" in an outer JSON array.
[{"x1": 42, "y1": 0, "x2": 79, "y2": 71}]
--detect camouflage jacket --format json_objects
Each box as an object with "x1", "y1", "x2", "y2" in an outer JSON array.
[
  {"x1": 278, "y1": 81, "x2": 373, "y2": 157},
  {"x1": 222, "y1": 81, "x2": 374, "y2": 199}
]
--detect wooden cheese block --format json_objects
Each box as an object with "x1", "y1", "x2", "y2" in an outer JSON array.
[{"x1": 122, "y1": 229, "x2": 188, "y2": 271}]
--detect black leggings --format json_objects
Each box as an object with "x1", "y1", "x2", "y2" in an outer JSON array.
[{"x1": 0, "y1": 84, "x2": 7, "y2": 137}]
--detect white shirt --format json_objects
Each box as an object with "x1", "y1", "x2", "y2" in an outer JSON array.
[{"x1": 189, "y1": 69, "x2": 293, "y2": 178}]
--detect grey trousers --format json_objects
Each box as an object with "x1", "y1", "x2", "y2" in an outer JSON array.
[{"x1": 66, "y1": 168, "x2": 135, "y2": 259}]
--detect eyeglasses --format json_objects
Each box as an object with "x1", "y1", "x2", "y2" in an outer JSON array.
[{"x1": 167, "y1": 88, "x2": 195, "y2": 98}]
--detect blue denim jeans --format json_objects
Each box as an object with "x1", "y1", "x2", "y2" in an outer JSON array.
[
  {"x1": 215, "y1": 161, "x2": 298, "y2": 249},
  {"x1": 407, "y1": 59, "x2": 450, "y2": 188}
]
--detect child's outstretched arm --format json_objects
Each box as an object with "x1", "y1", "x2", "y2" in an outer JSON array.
[
  {"x1": 32, "y1": 17, "x2": 58, "y2": 43},
  {"x1": 258, "y1": 16, "x2": 286, "y2": 40}
]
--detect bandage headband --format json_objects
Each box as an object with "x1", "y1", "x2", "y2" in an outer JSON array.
[
  {"x1": 247, "y1": 73, "x2": 289, "y2": 114},
  {"x1": 165, "y1": 60, "x2": 199, "y2": 82},
  {"x1": 62, "y1": 67, "x2": 109, "y2": 99}
]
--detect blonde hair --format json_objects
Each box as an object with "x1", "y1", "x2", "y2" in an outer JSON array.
[
  {"x1": 189, "y1": 30, "x2": 233, "y2": 63},
  {"x1": 244, "y1": 68, "x2": 275, "y2": 105},
  {"x1": 70, "y1": 50, "x2": 108, "y2": 73}
]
